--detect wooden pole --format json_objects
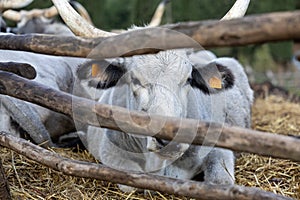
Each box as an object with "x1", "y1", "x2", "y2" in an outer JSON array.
[
  {"x1": 0, "y1": 11, "x2": 300, "y2": 58},
  {"x1": 0, "y1": 71, "x2": 300, "y2": 162},
  {"x1": 0, "y1": 131, "x2": 293, "y2": 200},
  {"x1": 0, "y1": 62, "x2": 36, "y2": 79}
]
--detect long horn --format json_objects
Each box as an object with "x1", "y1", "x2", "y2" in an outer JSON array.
[
  {"x1": 2, "y1": 10, "x2": 22, "y2": 21},
  {"x1": 3, "y1": 4, "x2": 90, "y2": 23},
  {"x1": 0, "y1": 0, "x2": 33, "y2": 10},
  {"x1": 69, "y1": 1, "x2": 94, "y2": 25},
  {"x1": 40, "y1": 4, "x2": 93, "y2": 21},
  {"x1": 221, "y1": 0, "x2": 250, "y2": 20},
  {"x1": 43, "y1": 6, "x2": 58, "y2": 18},
  {"x1": 2, "y1": 6, "x2": 58, "y2": 22},
  {"x1": 51, "y1": 0, "x2": 116, "y2": 38},
  {"x1": 148, "y1": 0, "x2": 170, "y2": 27}
]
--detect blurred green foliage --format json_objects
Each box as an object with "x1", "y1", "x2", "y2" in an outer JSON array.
[
  {"x1": 27, "y1": 0, "x2": 297, "y2": 30},
  {"x1": 11, "y1": 0, "x2": 300, "y2": 65}
]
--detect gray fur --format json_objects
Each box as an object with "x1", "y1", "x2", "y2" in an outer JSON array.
[
  {"x1": 78, "y1": 49, "x2": 253, "y2": 191},
  {"x1": 11, "y1": 17, "x2": 74, "y2": 36},
  {"x1": 188, "y1": 51, "x2": 253, "y2": 128},
  {"x1": 0, "y1": 48, "x2": 87, "y2": 146}
]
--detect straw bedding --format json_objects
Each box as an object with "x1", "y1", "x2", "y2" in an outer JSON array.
[{"x1": 1, "y1": 95, "x2": 299, "y2": 199}]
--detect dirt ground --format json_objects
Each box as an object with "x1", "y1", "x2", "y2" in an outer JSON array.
[{"x1": 1, "y1": 95, "x2": 299, "y2": 199}]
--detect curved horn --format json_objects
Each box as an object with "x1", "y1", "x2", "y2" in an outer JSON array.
[
  {"x1": 3, "y1": 6, "x2": 58, "y2": 22},
  {"x1": 148, "y1": 0, "x2": 170, "y2": 27},
  {"x1": 0, "y1": 0, "x2": 33, "y2": 9},
  {"x1": 69, "y1": 1, "x2": 94, "y2": 25},
  {"x1": 51, "y1": 0, "x2": 116, "y2": 38},
  {"x1": 221, "y1": 0, "x2": 250, "y2": 20},
  {"x1": 43, "y1": 6, "x2": 58, "y2": 18},
  {"x1": 43, "y1": 4, "x2": 92, "y2": 21},
  {"x1": 2, "y1": 10, "x2": 22, "y2": 21}
]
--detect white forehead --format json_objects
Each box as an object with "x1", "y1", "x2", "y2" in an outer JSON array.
[{"x1": 128, "y1": 50, "x2": 192, "y2": 84}]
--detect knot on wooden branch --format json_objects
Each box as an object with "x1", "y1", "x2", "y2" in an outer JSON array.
[{"x1": 0, "y1": 62, "x2": 36, "y2": 79}]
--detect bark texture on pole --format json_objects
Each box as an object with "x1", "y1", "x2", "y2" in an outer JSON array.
[
  {"x1": 0, "y1": 34, "x2": 97, "y2": 58},
  {"x1": 0, "y1": 11, "x2": 300, "y2": 58},
  {"x1": 0, "y1": 132, "x2": 293, "y2": 200},
  {"x1": 0, "y1": 62, "x2": 36, "y2": 79},
  {"x1": 0, "y1": 71, "x2": 300, "y2": 162},
  {"x1": 0, "y1": 157, "x2": 11, "y2": 200},
  {"x1": 163, "y1": 11, "x2": 300, "y2": 48}
]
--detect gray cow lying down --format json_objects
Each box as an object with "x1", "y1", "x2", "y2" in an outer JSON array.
[
  {"x1": 77, "y1": 49, "x2": 253, "y2": 192},
  {"x1": 0, "y1": 48, "x2": 87, "y2": 146}
]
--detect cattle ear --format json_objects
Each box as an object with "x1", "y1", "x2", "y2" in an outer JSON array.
[
  {"x1": 77, "y1": 60, "x2": 126, "y2": 89},
  {"x1": 191, "y1": 62, "x2": 235, "y2": 94}
]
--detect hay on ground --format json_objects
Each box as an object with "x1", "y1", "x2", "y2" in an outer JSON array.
[{"x1": 0, "y1": 95, "x2": 299, "y2": 199}]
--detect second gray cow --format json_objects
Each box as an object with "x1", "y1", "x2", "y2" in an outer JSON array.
[
  {"x1": 0, "y1": 48, "x2": 88, "y2": 146},
  {"x1": 77, "y1": 49, "x2": 253, "y2": 192}
]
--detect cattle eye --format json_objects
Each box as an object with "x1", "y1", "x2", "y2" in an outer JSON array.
[
  {"x1": 132, "y1": 77, "x2": 142, "y2": 86},
  {"x1": 187, "y1": 77, "x2": 193, "y2": 85}
]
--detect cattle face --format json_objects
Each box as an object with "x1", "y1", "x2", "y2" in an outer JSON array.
[
  {"x1": 78, "y1": 50, "x2": 235, "y2": 118},
  {"x1": 31, "y1": 0, "x2": 251, "y2": 191},
  {"x1": 77, "y1": 49, "x2": 235, "y2": 155},
  {"x1": 75, "y1": 50, "x2": 244, "y2": 191}
]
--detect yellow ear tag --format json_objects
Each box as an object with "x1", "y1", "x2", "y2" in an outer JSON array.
[
  {"x1": 209, "y1": 76, "x2": 222, "y2": 89},
  {"x1": 91, "y1": 64, "x2": 99, "y2": 77}
]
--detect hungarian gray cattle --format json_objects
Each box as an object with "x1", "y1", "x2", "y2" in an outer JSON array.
[
  {"x1": 52, "y1": 0, "x2": 253, "y2": 192},
  {"x1": 0, "y1": 0, "x2": 253, "y2": 193},
  {"x1": 0, "y1": 0, "x2": 32, "y2": 31},
  {"x1": 0, "y1": 1, "x2": 93, "y2": 146},
  {"x1": 76, "y1": 50, "x2": 253, "y2": 192},
  {"x1": 1, "y1": 0, "x2": 92, "y2": 35},
  {"x1": 2, "y1": 0, "x2": 167, "y2": 36},
  {"x1": 0, "y1": 0, "x2": 169, "y2": 147},
  {"x1": 0, "y1": 46, "x2": 88, "y2": 146}
]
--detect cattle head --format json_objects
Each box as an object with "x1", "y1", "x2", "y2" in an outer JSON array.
[
  {"x1": 56, "y1": 0, "x2": 249, "y2": 154},
  {"x1": 77, "y1": 50, "x2": 235, "y2": 155},
  {"x1": 0, "y1": 0, "x2": 33, "y2": 32},
  {"x1": 78, "y1": 51, "x2": 235, "y2": 117},
  {"x1": 2, "y1": 5, "x2": 62, "y2": 34},
  {"x1": 2, "y1": 1, "x2": 93, "y2": 35}
]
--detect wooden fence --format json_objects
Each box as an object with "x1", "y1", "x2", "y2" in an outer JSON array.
[{"x1": 0, "y1": 10, "x2": 300, "y2": 199}]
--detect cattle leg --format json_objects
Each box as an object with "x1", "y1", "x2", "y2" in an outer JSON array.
[
  {"x1": 203, "y1": 148, "x2": 235, "y2": 184},
  {"x1": 0, "y1": 96, "x2": 54, "y2": 147},
  {"x1": 154, "y1": 146, "x2": 234, "y2": 185},
  {"x1": 147, "y1": 145, "x2": 203, "y2": 180}
]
